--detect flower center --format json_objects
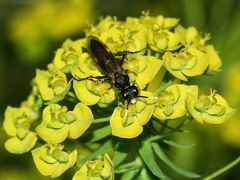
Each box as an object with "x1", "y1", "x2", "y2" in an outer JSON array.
[
  {"x1": 48, "y1": 144, "x2": 69, "y2": 163},
  {"x1": 194, "y1": 89, "x2": 226, "y2": 115},
  {"x1": 86, "y1": 159, "x2": 104, "y2": 177},
  {"x1": 15, "y1": 112, "x2": 31, "y2": 129}
]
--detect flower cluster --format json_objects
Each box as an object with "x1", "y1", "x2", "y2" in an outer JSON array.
[{"x1": 3, "y1": 13, "x2": 235, "y2": 179}]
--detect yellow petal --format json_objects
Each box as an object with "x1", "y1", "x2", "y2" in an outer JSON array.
[
  {"x1": 73, "y1": 80, "x2": 100, "y2": 105},
  {"x1": 3, "y1": 106, "x2": 33, "y2": 136},
  {"x1": 36, "y1": 123, "x2": 69, "y2": 143},
  {"x1": 101, "y1": 153, "x2": 114, "y2": 179},
  {"x1": 163, "y1": 52, "x2": 188, "y2": 81},
  {"x1": 71, "y1": 53, "x2": 102, "y2": 79},
  {"x1": 68, "y1": 103, "x2": 94, "y2": 139},
  {"x1": 136, "y1": 56, "x2": 163, "y2": 89},
  {"x1": 206, "y1": 45, "x2": 222, "y2": 74},
  {"x1": 186, "y1": 92, "x2": 236, "y2": 124},
  {"x1": 32, "y1": 145, "x2": 77, "y2": 178},
  {"x1": 35, "y1": 70, "x2": 54, "y2": 101},
  {"x1": 110, "y1": 107, "x2": 143, "y2": 138},
  {"x1": 5, "y1": 132, "x2": 37, "y2": 154},
  {"x1": 183, "y1": 48, "x2": 208, "y2": 77},
  {"x1": 163, "y1": 17, "x2": 179, "y2": 28},
  {"x1": 132, "y1": 91, "x2": 155, "y2": 125},
  {"x1": 154, "y1": 84, "x2": 198, "y2": 120},
  {"x1": 3, "y1": 106, "x2": 18, "y2": 136},
  {"x1": 53, "y1": 48, "x2": 66, "y2": 70}
]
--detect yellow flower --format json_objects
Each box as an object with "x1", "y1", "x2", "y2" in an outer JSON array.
[
  {"x1": 175, "y1": 25, "x2": 210, "y2": 49},
  {"x1": 87, "y1": 16, "x2": 119, "y2": 37},
  {"x1": 32, "y1": 143, "x2": 77, "y2": 178},
  {"x1": 140, "y1": 13, "x2": 179, "y2": 30},
  {"x1": 72, "y1": 153, "x2": 114, "y2": 180},
  {"x1": 110, "y1": 91, "x2": 155, "y2": 138},
  {"x1": 88, "y1": 16, "x2": 148, "y2": 53},
  {"x1": 205, "y1": 45, "x2": 222, "y2": 74},
  {"x1": 186, "y1": 89, "x2": 236, "y2": 124},
  {"x1": 36, "y1": 103, "x2": 93, "y2": 143},
  {"x1": 71, "y1": 52, "x2": 103, "y2": 79},
  {"x1": 73, "y1": 80, "x2": 116, "y2": 107},
  {"x1": 139, "y1": 14, "x2": 180, "y2": 52},
  {"x1": 148, "y1": 29, "x2": 180, "y2": 51},
  {"x1": 153, "y1": 84, "x2": 198, "y2": 120},
  {"x1": 53, "y1": 38, "x2": 86, "y2": 72},
  {"x1": 71, "y1": 45, "x2": 115, "y2": 106},
  {"x1": 163, "y1": 48, "x2": 209, "y2": 81},
  {"x1": 122, "y1": 55, "x2": 163, "y2": 89},
  {"x1": 35, "y1": 65, "x2": 69, "y2": 101},
  {"x1": 3, "y1": 106, "x2": 37, "y2": 154}
]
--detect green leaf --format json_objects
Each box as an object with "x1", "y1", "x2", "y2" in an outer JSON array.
[
  {"x1": 162, "y1": 139, "x2": 195, "y2": 149},
  {"x1": 115, "y1": 157, "x2": 142, "y2": 173},
  {"x1": 120, "y1": 169, "x2": 139, "y2": 180},
  {"x1": 152, "y1": 142, "x2": 201, "y2": 178},
  {"x1": 138, "y1": 141, "x2": 166, "y2": 178},
  {"x1": 112, "y1": 141, "x2": 132, "y2": 167},
  {"x1": 138, "y1": 168, "x2": 152, "y2": 180},
  {"x1": 90, "y1": 125, "x2": 112, "y2": 142},
  {"x1": 76, "y1": 139, "x2": 113, "y2": 167}
]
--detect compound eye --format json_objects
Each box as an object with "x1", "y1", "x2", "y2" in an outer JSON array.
[{"x1": 131, "y1": 86, "x2": 139, "y2": 96}]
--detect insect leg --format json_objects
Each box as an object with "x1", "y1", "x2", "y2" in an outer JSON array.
[
  {"x1": 120, "y1": 51, "x2": 128, "y2": 66},
  {"x1": 120, "y1": 48, "x2": 146, "y2": 66},
  {"x1": 73, "y1": 75, "x2": 108, "y2": 82}
]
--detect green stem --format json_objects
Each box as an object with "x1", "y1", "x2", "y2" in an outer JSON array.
[
  {"x1": 93, "y1": 117, "x2": 110, "y2": 123},
  {"x1": 203, "y1": 156, "x2": 240, "y2": 180}
]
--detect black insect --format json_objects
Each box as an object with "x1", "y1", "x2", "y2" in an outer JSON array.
[{"x1": 86, "y1": 36, "x2": 140, "y2": 104}]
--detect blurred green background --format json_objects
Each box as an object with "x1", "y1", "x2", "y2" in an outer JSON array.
[{"x1": 0, "y1": 0, "x2": 240, "y2": 179}]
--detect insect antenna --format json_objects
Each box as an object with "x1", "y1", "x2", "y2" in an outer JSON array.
[{"x1": 136, "y1": 95, "x2": 148, "y2": 98}]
